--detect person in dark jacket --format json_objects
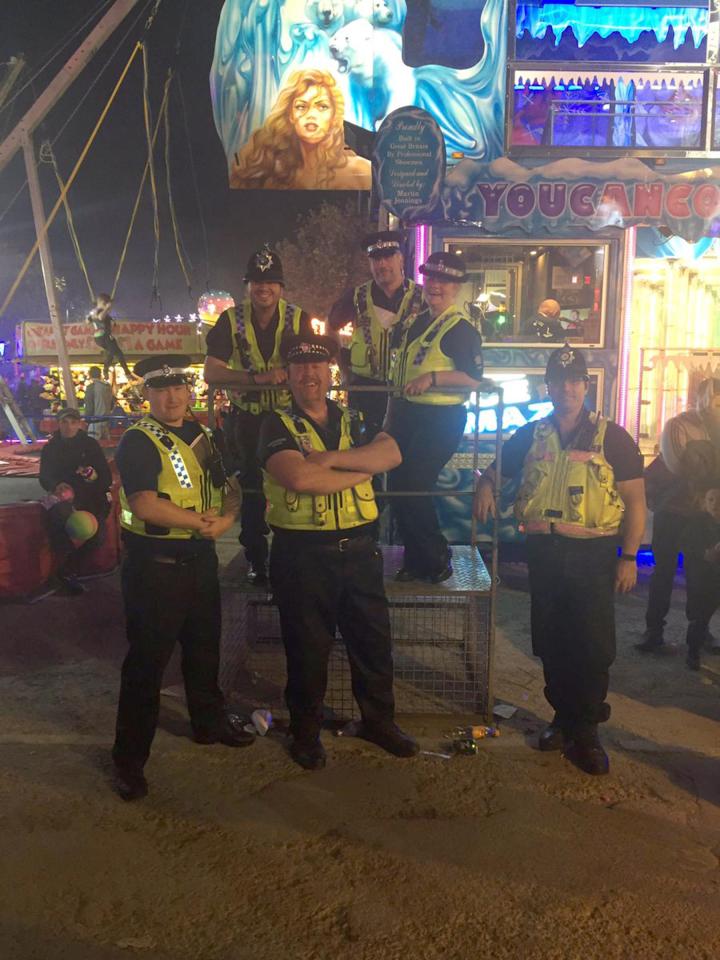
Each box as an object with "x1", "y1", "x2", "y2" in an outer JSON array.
[
  {"x1": 39, "y1": 407, "x2": 113, "y2": 594},
  {"x1": 681, "y1": 480, "x2": 720, "y2": 671}
]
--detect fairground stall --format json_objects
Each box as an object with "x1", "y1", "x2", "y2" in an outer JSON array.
[
  {"x1": 15, "y1": 317, "x2": 212, "y2": 434},
  {"x1": 371, "y1": 0, "x2": 720, "y2": 542}
]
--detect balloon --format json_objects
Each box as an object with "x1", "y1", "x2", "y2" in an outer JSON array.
[{"x1": 65, "y1": 509, "x2": 98, "y2": 544}]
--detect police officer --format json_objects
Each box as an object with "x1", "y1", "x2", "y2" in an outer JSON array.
[
  {"x1": 258, "y1": 333, "x2": 418, "y2": 770},
  {"x1": 204, "y1": 245, "x2": 313, "y2": 584},
  {"x1": 113, "y1": 355, "x2": 253, "y2": 802},
  {"x1": 328, "y1": 230, "x2": 424, "y2": 439},
  {"x1": 385, "y1": 251, "x2": 484, "y2": 583},
  {"x1": 475, "y1": 347, "x2": 646, "y2": 775}
]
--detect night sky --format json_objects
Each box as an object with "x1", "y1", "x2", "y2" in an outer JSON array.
[{"x1": 0, "y1": 0, "x2": 351, "y2": 325}]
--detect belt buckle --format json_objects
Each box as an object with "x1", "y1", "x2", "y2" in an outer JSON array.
[{"x1": 338, "y1": 538, "x2": 350, "y2": 552}]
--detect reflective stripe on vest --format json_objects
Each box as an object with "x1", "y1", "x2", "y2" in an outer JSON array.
[
  {"x1": 227, "y1": 299, "x2": 301, "y2": 413},
  {"x1": 262, "y1": 406, "x2": 378, "y2": 531},
  {"x1": 390, "y1": 307, "x2": 467, "y2": 405},
  {"x1": 349, "y1": 280, "x2": 423, "y2": 381},
  {"x1": 119, "y1": 418, "x2": 223, "y2": 539},
  {"x1": 515, "y1": 413, "x2": 625, "y2": 538}
]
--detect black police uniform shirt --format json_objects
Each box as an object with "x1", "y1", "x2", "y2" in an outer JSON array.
[
  {"x1": 327, "y1": 280, "x2": 414, "y2": 331},
  {"x1": 115, "y1": 418, "x2": 216, "y2": 558},
  {"x1": 205, "y1": 306, "x2": 314, "y2": 367},
  {"x1": 257, "y1": 398, "x2": 389, "y2": 544},
  {"x1": 494, "y1": 408, "x2": 644, "y2": 483}
]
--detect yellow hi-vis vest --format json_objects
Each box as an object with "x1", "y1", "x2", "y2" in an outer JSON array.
[
  {"x1": 515, "y1": 413, "x2": 625, "y2": 538},
  {"x1": 349, "y1": 280, "x2": 423, "y2": 380},
  {"x1": 119, "y1": 418, "x2": 223, "y2": 539},
  {"x1": 263, "y1": 407, "x2": 378, "y2": 530},
  {"x1": 227, "y1": 298, "x2": 302, "y2": 413},
  {"x1": 390, "y1": 307, "x2": 467, "y2": 405}
]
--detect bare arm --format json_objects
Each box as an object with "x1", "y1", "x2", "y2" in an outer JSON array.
[
  {"x1": 305, "y1": 432, "x2": 401, "y2": 474},
  {"x1": 615, "y1": 477, "x2": 647, "y2": 592},
  {"x1": 265, "y1": 449, "x2": 371, "y2": 495},
  {"x1": 473, "y1": 465, "x2": 497, "y2": 521}
]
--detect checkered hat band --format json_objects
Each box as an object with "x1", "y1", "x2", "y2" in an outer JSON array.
[{"x1": 425, "y1": 263, "x2": 464, "y2": 278}]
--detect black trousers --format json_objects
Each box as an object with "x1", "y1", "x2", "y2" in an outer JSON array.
[
  {"x1": 386, "y1": 401, "x2": 466, "y2": 575},
  {"x1": 226, "y1": 407, "x2": 269, "y2": 566},
  {"x1": 645, "y1": 510, "x2": 686, "y2": 635},
  {"x1": 113, "y1": 549, "x2": 224, "y2": 771},
  {"x1": 347, "y1": 374, "x2": 390, "y2": 441},
  {"x1": 95, "y1": 333, "x2": 132, "y2": 380},
  {"x1": 684, "y1": 557, "x2": 720, "y2": 652},
  {"x1": 526, "y1": 534, "x2": 618, "y2": 731},
  {"x1": 269, "y1": 533, "x2": 396, "y2": 741}
]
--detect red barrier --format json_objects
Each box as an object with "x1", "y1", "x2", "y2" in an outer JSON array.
[
  {"x1": 0, "y1": 502, "x2": 57, "y2": 599},
  {"x1": 0, "y1": 466, "x2": 122, "y2": 599}
]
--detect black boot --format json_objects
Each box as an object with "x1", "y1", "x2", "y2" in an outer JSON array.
[
  {"x1": 634, "y1": 629, "x2": 665, "y2": 653},
  {"x1": 194, "y1": 713, "x2": 256, "y2": 748},
  {"x1": 359, "y1": 721, "x2": 419, "y2": 758},
  {"x1": 113, "y1": 763, "x2": 148, "y2": 802},
  {"x1": 686, "y1": 645, "x2": 701, "y2": 671},
  {"x1": 289, "y1": 736, "x2": 327, "y2": 770},
  {"x1": 564, "y1": 726, "x2": 609, "y2": 776},
  {"x1": 538, "y1": 715, "x2": 565, "y2": 752}
]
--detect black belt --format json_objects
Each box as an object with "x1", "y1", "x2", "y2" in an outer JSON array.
[
  {"x1": 311, "y1": 534, "x2": 375, "y2": 553},
  {"x1": 150, "y1": 554, "x2": 201, "y2": 565}
]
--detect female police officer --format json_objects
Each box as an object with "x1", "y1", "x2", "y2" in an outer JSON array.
[{"x1": 386, "y1": 251, "x2": 484, "y2": 582}]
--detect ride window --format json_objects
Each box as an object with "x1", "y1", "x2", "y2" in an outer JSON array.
[
  {"x1": 509, "y1": 67, "x2": 705, "y2": 151},
  {"x1": 444, "y1": 240, "x2": 608, "y2": 346}
]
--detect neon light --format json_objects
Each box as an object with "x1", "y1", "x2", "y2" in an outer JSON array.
[
  {"x1": 414, "y1": 223, "x2": 429, "y2": 285},
  {"x1": 617, "y1": 226, "x2": 636, "y2": 428}
]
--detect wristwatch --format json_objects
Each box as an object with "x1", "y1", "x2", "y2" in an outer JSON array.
[{"x1": 620, "y1": 553, "x2": 637, "y2": 562}]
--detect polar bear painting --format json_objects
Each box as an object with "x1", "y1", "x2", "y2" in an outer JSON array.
[{"x1": 329, "y1": 19, "x2": 416, "y2": 128}]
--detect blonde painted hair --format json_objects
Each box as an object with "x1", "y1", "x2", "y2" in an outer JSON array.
[{"x1": 230, "y1": 69, "x2": 348, "y2": 189}]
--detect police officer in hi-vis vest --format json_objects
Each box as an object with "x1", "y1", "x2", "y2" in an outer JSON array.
[
  {"x1": 113, "y1": 356, "x2": 254, "y2": 802},
  {"x1": 258, "y1": 333, "x2": 419, "y2": 771},
  {"x1": 475, "y1": 347, "x2": 646, "y2": 776},
  {"x1": 385, "y1": 251, "x2": 484, "y2": 583},
  {"x1": 204, "y1": 246, "x2": 313, "y2": 584},
  {"x1": 328, "y1": 230, "x2": 424, "y2": 439}
]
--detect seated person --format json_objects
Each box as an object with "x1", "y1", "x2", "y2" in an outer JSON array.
[{"x1": 39, "y1": 407, "x2": 113, "y2": 594}]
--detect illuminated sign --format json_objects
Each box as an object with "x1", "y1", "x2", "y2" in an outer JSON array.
[
  {"x1": 395, "y1": 156, "x2": 720, "y2": 240},
  {"x1": 467, "y1": 400, "x2": 553, "y2": 435},
  {"x1": 210, "y1": 0, "x2": 507, "y2": 190}
]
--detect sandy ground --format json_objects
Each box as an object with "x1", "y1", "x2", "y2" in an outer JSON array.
[{"x1": 2, "y1": 529, "x2": 720, "y2": 959}]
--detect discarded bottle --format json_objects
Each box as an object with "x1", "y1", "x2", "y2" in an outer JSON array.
[{"x1": 469, "y1": 725, "x2": 500, "y2": 739}]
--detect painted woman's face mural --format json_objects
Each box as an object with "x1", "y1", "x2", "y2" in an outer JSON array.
[
  {"x1": 291, "y1": 85, "x2": 335, "y2": 144},
  {"x1": 210, "y1": 0, "x2": 507, "y2": 190}
]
